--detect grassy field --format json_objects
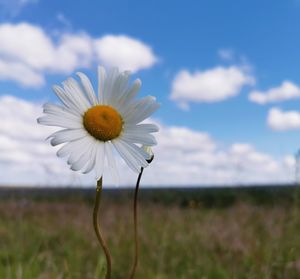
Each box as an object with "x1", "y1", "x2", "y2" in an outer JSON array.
[{"x1": 0, "y1": 187, "x2": 300, "y2": 279}]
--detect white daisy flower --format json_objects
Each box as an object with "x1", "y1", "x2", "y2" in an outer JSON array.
[{"x1": 38, "y1": 66, "x2": 159, "y2": 181}]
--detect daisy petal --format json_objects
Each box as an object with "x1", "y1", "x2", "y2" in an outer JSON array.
[
  {"x1": 122, "y1": 96, "x2": 160, "y2": 124},
  {"x1": 47, "y1": 128, "x2": 84, "y2": 140},
  {"x1": 121, "y1": 132, "x2": 157, "y2": 146},
  {"x1": 37, "y1": 115, "x2": 83, "y2": 129},
  {"x1": 56, "y1": 141, "x2": 77, "y2": 158},
  {"x1": 125, "y1": 123, "x2": 159, "y2": 134},
  {"x1": 43, "y1": 103, "x2": 81, "y2": 121},
  {"x1": 131, "y1": 102, "x2": 160, "y2": 124},
  {"x1": 98, "y1": 66, "x2": 107, "y2": 104},
  {"x1": 105, "y1": 142, "x2": 119, "y2": 185},
  {"x1": 76, "y1": 72, "x2": 98, "y2": 106},
  {"x1": 112, "y1": 139, "x2": 144, "y2": 173},
  {"x1": 70, "y1": 143, "x2": 94, "y2": 171},
  {"x1": 119, "y1": 139, "x2": 150, "y2": 163},
  {"x1": 107, "y1": 71, "x2": 131, "y2": 108},
  {"x1": 52, "y1": 85, "x2": 81, "y2": 112},
  {"x1": 118, "y1": 79, "x2": 141, "y2": 107},
  {"x1": 83, "y1": 144, "x2": 97, "y2": 174},
  {"x1": 54, "y1": 83, "x2": 86, "y2": 114},
  {"x1": 63, "y1": 78, "x2": 90, "y2": 112},
  {"x1": 56, "y1": 137, "x2": 89, "y2": 158},
  {"x1": 94, "y1": 142, "x2": 105, "y2": 180},
  {"x1": 67, "y1": 137, "x2": 94, "y2": 165},
  {"x1": 115, "y1": 71, "x2": 131, "y2": 100},
  {"x1": 49, "y1": 129, "x2": 87, "y2": 146},
  {"x1": 104, "y1": 67, "x2": 119, "y2": 105}
]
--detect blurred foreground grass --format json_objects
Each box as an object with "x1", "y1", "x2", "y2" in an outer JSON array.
[{"x1": 0, "y1": 187, "x2": 300, "y2": 279}]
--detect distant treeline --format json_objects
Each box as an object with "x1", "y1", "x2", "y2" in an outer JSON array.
[{"x1": 0, "y1": 185, "x2": 300, "y2": 208}]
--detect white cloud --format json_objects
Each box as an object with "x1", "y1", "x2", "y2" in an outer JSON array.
[
  {"x1": 0, "y1": 23, "x2": 92, "y2": 86},
  {"x1": 94, "y1": 35, "x2": 158, "y2": 73},
  {"x1": 228, "y1": 143, "x2": 278, "y2": 172},
  {"x1": 0, "y1": 95, "x2": 294, "y2": 187},
  {"x1": 283, "y1": 155, "x2": 296, "y2": 168},
  {"x1": 0, "y1": 22, "x2": 158, "y2": 87},
  {"x1": 0, "y1": 95, "x2": 67, "y2": 186},
  {"x1": 267, "y1": 107, "x2": 300, "y2": 131},
  {"x1": 249, "y1": 81, "x2": 300, "y2": 104},
  {"x1": 0, "y1": 23, "x2": 54, "y2": 69},
  {"x1": 54, "y1": 33, "x2": 94, "y2": 73},
  {"x1": 0, "y1": 60, "x2": 44, "y2": 87},
  {"x1": 157, "y1": 126, "x2": 216, "y2": 152},
  {"x1": 146, "y1": 126, "x2": 293, "y2": 185},
  {"x1": 170, "y1": 66, "x2": 255, "y2": 108}
]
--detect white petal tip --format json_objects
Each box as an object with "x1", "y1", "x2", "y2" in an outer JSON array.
[
  {"x1": 151, "y1": 125, "x2": 159, "y2": 133},
  {"x1": 56, "y1": 152, "x2": 62, "y2": 158},
  {"x1": 123, "y1": 70, "x2": 131, "y2": 76},
  {"x1": 70, "y1": 165, "x2": 80, "y2": 171},
  {"x1": 76, "y1": 72, "x2": 84, "y2": 78},
  {"x1": 56, "y1": 150, "x2": 65, "y2": 158},
  {"x1": 135, "y1": 79, "x2": 142, "y2": 86},
  {"x1": 147, "y1": 95, "x2": 156, "y2": 102},
  {"x1": 98, "y1": 66, "x2": 106, "y2": 73},
  {"x1": 50, "y1": 139, "x2": 56, "y2": 146}
]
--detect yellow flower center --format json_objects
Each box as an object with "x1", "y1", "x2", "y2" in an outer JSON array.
[{"x1": 83, "y1": 105, "x2": 123, "y2": 141}]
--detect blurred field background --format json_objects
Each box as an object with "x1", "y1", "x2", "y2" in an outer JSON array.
[{"x1": 0, "y1": 186, "x2": 299, "y2": 279}]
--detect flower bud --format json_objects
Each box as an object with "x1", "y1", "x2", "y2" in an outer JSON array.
[{"x1": 142, "y1": 145, "x2": 154, "y2": 164}]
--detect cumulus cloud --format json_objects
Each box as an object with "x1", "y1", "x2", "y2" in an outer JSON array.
[
  {"x1": 228, "y1": 143, "x2": 278, "y2": 172},
  {"x1": 283, "y1": 155, "x2": 296, "y2": 168},
  {"x1": 147, "y1": 131, "x2": 290, "y2": 186},
  {"x1": 0, "y1": 95, "x2": 65, "y2": 185},
  {"x1": 170, "y1": 66, "x2": 255, "y2": 108},
  {"x1": 267, "y1": 108, "x2": 300, "y2": 131},
  {"x1": 94, "y1": 35, "x2": 157, "y2": 72},
  {"x1": 0, "y1": 95, "x2": 294, "y2": 187},
  {"x1": 0, "y1": 60, "x2": 44, "y2": 87},
  {"x1": 249, "y1": 81, "x2": 300, "y2": 104},
  {"x1": 0, "y1": 22, "x2": 158, "y2": 87}
]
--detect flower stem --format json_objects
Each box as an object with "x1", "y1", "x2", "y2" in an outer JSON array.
[
  {"x1": 93, "y1": 177, "x2": 112, "y2": 279},
  {"x1": 129, "y1": 167, "x2": 144, "y2": 279}
]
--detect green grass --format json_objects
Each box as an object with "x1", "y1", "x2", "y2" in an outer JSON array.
[{"x1": 0, "y1": 190, "x2": 299, "y2": 279}]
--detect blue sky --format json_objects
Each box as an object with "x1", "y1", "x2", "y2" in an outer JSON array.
[{"x1": 0, "y1": 0, "x2": 300, "y2": 186}]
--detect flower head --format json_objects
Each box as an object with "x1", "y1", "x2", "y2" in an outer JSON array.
[{"x1": 38, "y1": 67, "x2": 159, "y2": 181}]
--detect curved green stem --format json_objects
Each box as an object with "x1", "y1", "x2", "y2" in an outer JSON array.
[
  {"x1": 93, "y1": 177, "x2": 112, "y2": 279},
  {"x1": 129, "y1": 167, "x2": 144, "y2": 279}
]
